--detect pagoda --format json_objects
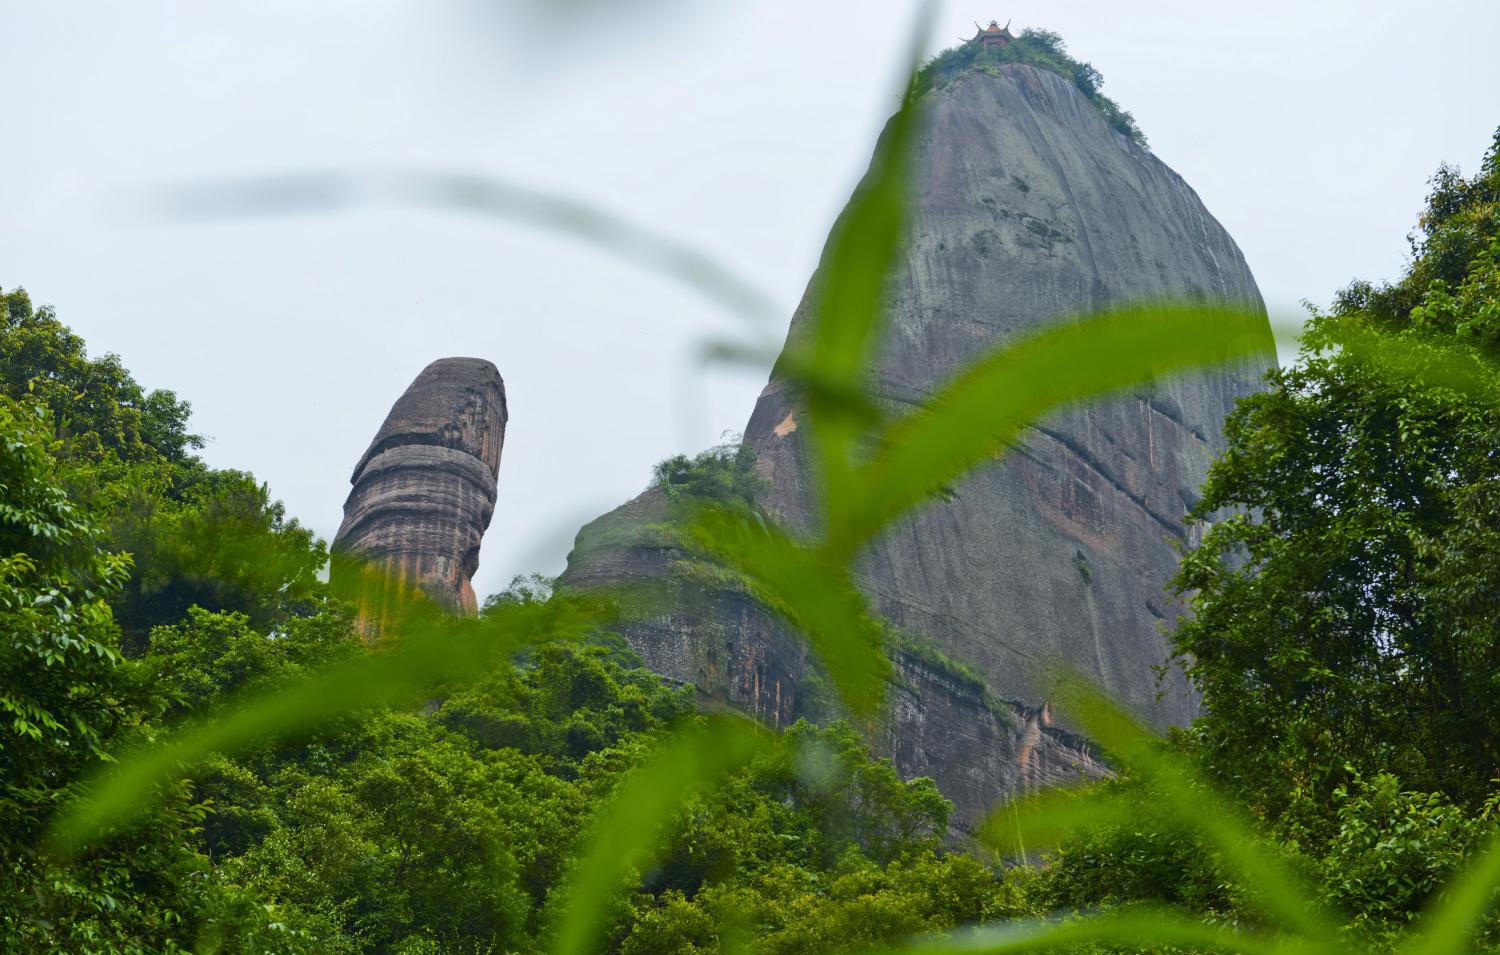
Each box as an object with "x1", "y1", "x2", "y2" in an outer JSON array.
[{"x1": 970, "y1": 19, "x2": 1014, "y2": 49}]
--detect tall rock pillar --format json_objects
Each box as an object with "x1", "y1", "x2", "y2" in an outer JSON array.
[{"x1": 333, "y1": 357, "x2": 507, "y2": 636}]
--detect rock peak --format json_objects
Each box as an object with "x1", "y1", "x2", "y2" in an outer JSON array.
[
  {"x1": 334, "y1": 357, "x2": 507, "y2": 635},
  {"x1": 561, "y1": 60, "x2": 1271, "y2": 832},
  {"x1": 350, "y1": 357, "x2": 506, "y2": 483}
]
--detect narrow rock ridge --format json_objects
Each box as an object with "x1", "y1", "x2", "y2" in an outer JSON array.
[{"x1": 333, "y1": 358, "x2": 507, "y2": 635}]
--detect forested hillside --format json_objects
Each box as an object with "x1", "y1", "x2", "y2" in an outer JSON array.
[
  {"x1": 2, "y1": 111, "x2": 1499, "y2": 955},
  {"x1": 0, "y1": 288, "x2": 1032, "y2": 951}
]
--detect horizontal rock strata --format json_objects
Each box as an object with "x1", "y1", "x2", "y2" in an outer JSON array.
[{"x1": 334, "y1": 357, "x2": 506, "y2": 635}]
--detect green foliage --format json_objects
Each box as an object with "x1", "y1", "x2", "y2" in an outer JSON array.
[
  {"x1": 651, "y1": 439, "x2": 765, "y2": 507},
  {"x1": 1039, "y1": 782, "x2": 1235, "y2": 917},
  {"x1": 149, "y1": 606, "x2": 362, "y2": 713},
  {"x1": 0, "y1": 285, "x2": 326, "y2": 649},
  {"x1": 620, "y1": 851, "x2": 1035, "y2": 955},
  {"x1": 217, "y1": 713, "x2": 536, "y2": 953},
  {"x1": 142, "y1": 615, "x2": 986, "y2": 953},
  {"x1": 0, "y1": 397, "x2": 132, "y2": 779},
  {"x1": 982, "y1": 130, "x2": 1500, "y2": 955},
  {"x1": 1319, "y1": 772, "x2": 1493, "y2": 944},
  {"x1": 0, "y1": 286, "x2": 200, "y2": 465},
  {"x1": 1171, "y1": 129, "x2": 1500, "y2": 818},
  {"x1": 48, "y1": 589, "x2": 606, "y2": 853},
  {"x1": 36, "y1": 19, "x2": 1287, "y2": 952},
  {"x1": 550, "y1": 716, "x2": 765, "y2": 955},
  {"x1": 915, "y1": 28, "x2": 1146, "y2": 146},
  {"x1": 108, "y1": 468, "x2": 326, "y2": 647},
  {"x1": 0, "y1": 393, "x2": 297, "y2": 953}
]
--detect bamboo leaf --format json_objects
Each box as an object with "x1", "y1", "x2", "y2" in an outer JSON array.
[
  {"x1": 681, "y1": 506, "x2": 890, "y2": 715},
  {"x1": 1312, "y1": 318, "x2": 1500, "y2": 400},
  {"x1": 1400, "y1": 830, "x2": 1500, "y2": 955},
  {"x1": 1052, "y1": 674, "x2": 1337, "y2": 944},
  {"x1": 845, "y1": 304, "x2": 1275, "y2": 551},
  {"x1": 49, "y1": 581, "x2": 608, "y2": 854},
  {"x1": 786, "y1": 5, "x2": 934, "y2": 540},
  {"x1": 549, "y1": 715, "x2": 765, "y2": 955},
  {"x1": 138, "y1": 166, "x2": 778, "y2": 327},
  {"x1": 977, "y1": 783, "x2": 1137, "y2": 857}
]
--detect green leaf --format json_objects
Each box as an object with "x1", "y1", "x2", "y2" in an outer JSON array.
[
  {"x1": 977, "y1": 782, "x2": 1137, "y2": 857},
  {"x1": 549, "y1": 715, "x2": 765, "y2": 955},
  {"x1": 845, "y1": 304, "x2": 1275, "y2": 550},
  {"x1": 784, "y1": 6, "x2": 934, "y2": 541},
  {"x1": 681, "y1": 506, "x2": 890, "y2": 715},
  {"x1": 1312, "y1": 317, "x2": 1500, "y2": 400},
  {"x1": 1051, "y1": 673, "x2": 1338, "y2": 943},
  {"x1": 144, "y1": 166, "x2": 779, "y2": 328},
  {"x1": 1400, "y1": 830, "x2": 1500, "y2": 955}
]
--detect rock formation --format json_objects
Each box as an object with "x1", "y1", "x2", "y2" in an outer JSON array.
[
  {"x1": 333, "y1": 358, "x2": 507, "y2": 635},
  {"x1": 561, "y1": 62, "x2": 1273, "y2": 831}
]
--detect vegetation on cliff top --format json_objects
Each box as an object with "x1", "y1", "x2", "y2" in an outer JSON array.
[
  {"x1": 916, "y1": 28, "x2": 1147, "y2": 147},
  {"x1": 650, "y1": 438, "x2": 765, "y2": 508}
]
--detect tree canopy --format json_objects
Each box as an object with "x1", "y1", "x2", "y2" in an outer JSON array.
[{"x1": 1171, "y1": 128, "x2": 1500, "y2": 815}]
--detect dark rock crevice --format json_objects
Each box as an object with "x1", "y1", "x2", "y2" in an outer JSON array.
[{"x1": 1029, "y1": 423, "x2": 1187, "y2": 542}]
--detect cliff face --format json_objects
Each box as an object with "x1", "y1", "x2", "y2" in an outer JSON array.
[
  {"x1": 334, "y1": 358, "x2": 507, "y2": 633},
  {"x1": 746, "y1": 65, "x2": 1270, "y2": 727},
  {"x1": 561, "y1": 63, "x2": 1271, "y2": 829}
]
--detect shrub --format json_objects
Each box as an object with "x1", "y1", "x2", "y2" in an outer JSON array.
[{"x1": 915, "y1": 28, "x2": 1146, "y2": 146}]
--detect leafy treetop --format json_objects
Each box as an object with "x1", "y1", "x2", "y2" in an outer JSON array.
[
  {"x1": 0, "y1": 287, "x2": 200, "y2": 465},
  {"x1": 649, "y1": 438, "x2": 765, "y2": 508}
]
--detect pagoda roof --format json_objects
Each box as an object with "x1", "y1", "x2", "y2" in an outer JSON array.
[{"x1": 969, "y1": 19, "x2": 1015, "y2": 41}]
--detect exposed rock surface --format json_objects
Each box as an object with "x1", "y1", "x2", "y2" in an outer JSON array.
[
  {"x1": 334, "y1": 358, "x2": 507, "y2": 634},
  {"x1": 561, "y1": 63, "x2": 1272, "y2": 830}
]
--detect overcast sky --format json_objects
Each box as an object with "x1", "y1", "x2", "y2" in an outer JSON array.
[{"x1": 3, "y1": 1, "x2": 1498, "y2": 599}]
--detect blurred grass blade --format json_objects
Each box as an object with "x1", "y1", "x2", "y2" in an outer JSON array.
[
  {"x1": 391, "y1": 169, "x2": 777, "y2": 324},
  {"x1": 977, "y1": 784, "x2": 1136, "y2": 857},
  {"x1": 699, "y1": 339, "x2": 889, "y2": 428},
  {"x1": 847, "y1": 304, "x2": 1275, "y2": 549},
  {"x1": 1314, "y1": 319, "x2": 1500, "y2": 398},
  {"x1": 1268, "y1": 313, "x2": 1500, "y2": 400},
  {"x1": 550, "y1": 715, "x2": 764, "y2": 955},
  {"x1": 681, "y1": 506, "x2": 890, "y2": 715},
  {"x1": 49, "y1": 575, "x2": 607, "y2": 854},
  {"x1": 1401, "y1": 830, "x2": 1500, "y2": 955},
  {"x1": 790, "y1": 4, "x2": 933, "y2": 539},
  {"x1": 698, "y1": 337, "x2": 782, "y2": 372},
  {"x1": 802, "y1": 2, "x2": 933, "y2": 382},
  {"x1": 141, "y1": 165, "x2": 778, "y2": 326},
  {"x1": 1052, "y1": 673, "x2": 1336, "y2": 943},
  {"x1": 865, "y1": 905, "x2": 1294, "y2": 955}
]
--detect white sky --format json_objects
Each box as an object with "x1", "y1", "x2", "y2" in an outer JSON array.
[{"x1": 3, "y1": 1, "x2": 1497, "y2": 599}]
